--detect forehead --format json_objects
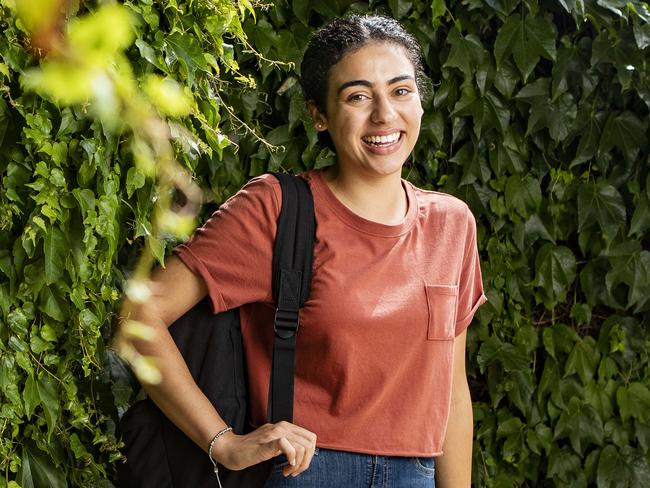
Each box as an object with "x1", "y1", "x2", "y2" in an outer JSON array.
[{"x1": 328, "y1": 41, "x2": 416, "y2": 88}]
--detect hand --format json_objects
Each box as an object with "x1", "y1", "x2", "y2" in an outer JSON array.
[{"x1": 212, "y1": 421, "x2": 317, "y2": 478}]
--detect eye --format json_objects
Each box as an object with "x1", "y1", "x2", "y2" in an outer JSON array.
[
  {"x1": 347, "y1": 93, "x2": 369, "y2": 102},
  {"x1": 394, "y1": 88, "x2": 412, "y2": 97}
]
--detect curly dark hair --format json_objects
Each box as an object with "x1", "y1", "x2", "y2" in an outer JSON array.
[{"x1": 299, "y1": 15, "x2": 426, "y2": 150}]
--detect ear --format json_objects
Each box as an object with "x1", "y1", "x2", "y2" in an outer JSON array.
[{"x1": 306, "y1": 100, "x2": 328, "y2": 131}]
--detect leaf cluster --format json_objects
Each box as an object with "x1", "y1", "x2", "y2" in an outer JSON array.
[
  {"x1": 0, "y1": 0, "x2": 648, "y2": 486},
  {"x1": 0, "y1": 0, "x2": 257, "y2": 485}
]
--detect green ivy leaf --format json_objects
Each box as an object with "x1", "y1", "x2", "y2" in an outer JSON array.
[
  {"x1": 147, "y1": 237, "x2": 166, "y2": 266},
  {"x1": 598, "y1": 357, "x2": 618, "y2": 381},
  {"x1": 585, "y1": 381, "x2": 613, "y2": 420},
  {"x1": 547, "y1": 448, "x2": 583, "y2": 484},
  {"x1": 453, "y1": 86, "x2": 510, "y2": 138},
  {"x1": 23, "y1": 375, "x2": 39, "y2": 418},
  {"x1": 37, "y1": 376, "x2": 60, "y2": 440},
  {"x1": 565, "y1": 337, "x2": 600, "y2": 385},
  {"x1": 166, "y1": 32, "x2": 209, "y2": 86},
  {"x1": 135, "y1": 39, "x2": 167, "y2": 72},
  {"x1": 497, "y1": 416, "x2": 523, "y2": 437},
  {"x1": 30, "y1": 335, "x2": 52, "y2": 354},
  {"x1": 292, "y1": 0, "x2": 311, "y2": 24},
  {"x1": 526, "y1": 92, "x2": 577, "y2": 142},
  {"x1": 19, "y1": 444, "x2": 67, "y2": 488},
  {"x1": 444, "y1": 29, "x2": 486, "y2": 80},
  {"x1": 72, "y1": 188, "x2": 96, "y2": 218},
  {"x1": 597, "y1": 445, "x2": 631, "y2": 488},
  {"x1": 40, "y1": 286, "x2": 68, "y2": 322},
  {"x1": 534, "y1": 244, "x2": 577, "y2": 308},
  {"x1": 505, "y1": 174, "x2": 541, "y2": 218},
  {"x1": 8, "y1": 308, "x2": 29, "y2": 336},
  {"x1": 595, "y1": 0, "x2": 628, "y2": 18},
  {"x1": 388, "y1": 0, "x2": 413, "y2": 19},
  {"x1": 423, "y1": 111, "x2": 445, "y2": 148},
  {"x1": 494, "y1": 59, "x2": 519, "y2": 98},
  {"x1": 43, "y1": 228, "x2": 67, "y2": 285},
  {"x1": 431, "y1": 0, "x2": 446, "y2": 27},
  {"x1": 554, "y1": 397, "x2": 603, "y2": 455},
  {"x1": 126, "y1": 166, "x2": 146, "y2": 198},
  {"x1": 633, "y1": 16, "x2": 650, "y2": 49},
  {"x1": 629, "y1": 193, "x2": 650, "y2": 237},
  {"x1": 494, "y1": 14, "x2": 557, "y2": 81},
  {"x1": 507, "y1": 369, "x2": 536, "y2": 415},
  {"x1": 570, "y1": 109, "x2": 606, "y2": 167},
  {"x1": 622, "y1": 446, "x2": 650, "y2": 486},
  {"x1": 477, "y1": 336, "x2": 530, "y2": 372},
  {"x1": 617, "y1": 382, "x2": 650, "y2": 422},
  {"x1": 79, "y1": 309, "x2": 100, "y2": 331},
  {"x1": 288, "y1": 92, "x2": 306, "y2": 132},
  {"x1": 539, "y1": 357, "x2": 560, "y2": 397},
  {"x1": 577, "y1": 183, "x2": 626, "y2": 244},
  {"x1": 484, "y1": 0, "x2": 520, "y2": 15},
  {"x1": 635, "y1": 422, "x2": 650, "y2": 452},
  {"x1": 598, "y1": 111, "x2": 646, "y2": 164},
  {"x1": 601, "y1": 242, "x2": 650, "y2": 311}
]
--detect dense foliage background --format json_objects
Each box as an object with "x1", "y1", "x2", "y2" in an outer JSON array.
[{"x1": 0, "y1": 0, "x2": 648, "y2": 486}]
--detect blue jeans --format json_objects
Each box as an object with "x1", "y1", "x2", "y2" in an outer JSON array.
[{"x1": 264, "y1": 448, "x2": 436, "y2": 487}]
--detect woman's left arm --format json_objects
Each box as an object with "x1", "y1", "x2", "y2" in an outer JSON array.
[{"x1": 435, "y1": 329, "x2": 473, "y2": 487}]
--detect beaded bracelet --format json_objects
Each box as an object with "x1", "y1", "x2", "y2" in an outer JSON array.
[{"x1": 208, "y1": 426, "x2": 233, "y2": 488}]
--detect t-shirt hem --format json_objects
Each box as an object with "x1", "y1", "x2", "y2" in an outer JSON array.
[
  {"x1": 174, "y1": 245, "x2": 228, "y2": 313},
  {"x1": 455, "y1": 292, "x2": 488, "y2": 335},
  {"x1": 314, "y1": 442, "x2": 443, "y2": 458}
]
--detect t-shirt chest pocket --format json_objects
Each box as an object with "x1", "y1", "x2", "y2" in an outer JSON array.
[{"x1": 425, "y1": 284, "x2": 458, "y2": 340}]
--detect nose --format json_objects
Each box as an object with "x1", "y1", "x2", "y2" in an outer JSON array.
[{"x1": 371, "y1": 95, "x2": 397, "y2": 124}]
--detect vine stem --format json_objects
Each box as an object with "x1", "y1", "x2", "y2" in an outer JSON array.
[
  {"x1": 28, "y1": 351, "x2": 62, "y2": 385},
  {"x1": 214, "y1": 89, "x2": 284, "y2": 152}
]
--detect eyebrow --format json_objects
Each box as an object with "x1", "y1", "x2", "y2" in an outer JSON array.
[{"x1": 336, "y1": 75, "x2": 415, "y2": 95}]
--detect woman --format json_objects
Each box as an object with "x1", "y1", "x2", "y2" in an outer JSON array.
[{"x1": 119, "y1": 15, "x2": 486, "y2": 488}]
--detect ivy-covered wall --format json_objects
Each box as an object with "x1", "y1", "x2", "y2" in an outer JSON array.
[{"x1": 1, "y1": 0, "x2": 649, "y2": 487}]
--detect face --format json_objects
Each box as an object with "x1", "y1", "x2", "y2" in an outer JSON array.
[{"x1": 310, "y1": 41, "x2": 424, "y2": 180}]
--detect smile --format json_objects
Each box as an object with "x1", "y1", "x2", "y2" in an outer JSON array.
[{"x1": 361, "y1": 131, "x2": 402, "y2": 146}]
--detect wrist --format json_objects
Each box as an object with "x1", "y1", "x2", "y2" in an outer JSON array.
[{"x1": 208, "y1": 428, "x2": 237, "y2": 465}]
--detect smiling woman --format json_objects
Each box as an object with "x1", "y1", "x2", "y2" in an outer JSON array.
[
  {"x1": 117, "y1": 14, "x2": 486, "y2": 488},
  {"x1": 313, "y1": 43, "x2": 423, "y2": 178}
]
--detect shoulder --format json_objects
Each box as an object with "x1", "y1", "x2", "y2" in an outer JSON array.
[
  {"x1": 407, "y1": 182, "x2": 475, "y2": 222},
  {"x1": 241, "y1": 173, "x2": 282, "y2": 200},
  {"x1": 221, "y1": 173, "x2": 282, "y2": 216}
]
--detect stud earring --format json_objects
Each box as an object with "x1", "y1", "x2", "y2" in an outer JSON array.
[{"x1": 316, "y1": 123, "x2": 324, "y2": 130}]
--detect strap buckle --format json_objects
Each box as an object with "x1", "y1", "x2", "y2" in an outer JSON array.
[{"x1": 274, "y1": 307, "x2": 300, "y2": 339}]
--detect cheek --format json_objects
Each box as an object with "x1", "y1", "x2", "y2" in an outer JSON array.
[
  {"x1": 332, "y1": 111, "x2": 365, "y2": 135},
  {"x1": 410, "y1": 106, "x2": 424, "y2": 129}
]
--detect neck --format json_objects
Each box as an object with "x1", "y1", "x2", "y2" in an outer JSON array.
[{"x1": 323, "y1": 166, "x2": 408, "y2": 225}]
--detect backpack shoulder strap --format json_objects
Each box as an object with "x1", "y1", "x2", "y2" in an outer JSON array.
[{"x1": 267, "y1": 172, "x2": 315, "y2": 423}]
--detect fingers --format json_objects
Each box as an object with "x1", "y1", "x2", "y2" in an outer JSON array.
[
  {"x1": 264, "y1": 422, "x2": 317, "y2": 477},
  {"x1": 283, "y1": 435, "x2": 317, "y2": 478},
  {"x1": 216, "y1": 421, "x2": 316, "y2": 475}
]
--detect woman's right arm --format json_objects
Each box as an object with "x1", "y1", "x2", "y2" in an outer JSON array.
[{"x1": 116, "y1": 255, "x2": 317, "y2": 477}]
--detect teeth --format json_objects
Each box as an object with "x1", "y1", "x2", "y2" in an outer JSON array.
[{"x1": 363, "y1": 132, "x2": 400, "y2": 145}]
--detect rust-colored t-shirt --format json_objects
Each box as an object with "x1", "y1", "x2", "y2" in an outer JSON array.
[{"x1": 175, "y1": 170, "x2": 486, "y2": 456}]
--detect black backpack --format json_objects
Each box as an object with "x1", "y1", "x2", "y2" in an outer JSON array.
[{"x1": 117, "y1": 173, "x2": 316, "y2": 487}]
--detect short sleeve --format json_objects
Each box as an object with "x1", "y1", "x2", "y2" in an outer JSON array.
[
  {"x1": 454, "y1": 208, "x2": 487, "y2": 336},
  {"x1": 174, "y1": 175, "x2": 281, "y2": 313}
]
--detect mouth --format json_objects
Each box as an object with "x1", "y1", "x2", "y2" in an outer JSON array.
[
  {"x1": 361, "y1": 131, "x2": 402, "y2": 147},
  {"x1": 361, "y1": 131, "x2": 404, "y2": 155}
]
